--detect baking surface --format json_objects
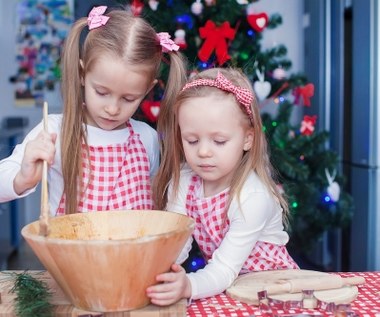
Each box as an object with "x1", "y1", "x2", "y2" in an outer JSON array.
[
  {"x1": 0, "y1": 270, "x2": 186, "y2": 317},
  {"x1": 188, "y1": 271, "x2": 380, "y2": 317},
  {"x1": 1, "y1": 270, "x2": 379, "y2": 316},
  {"x1": 226, "y1": 269, "x2": 359, "y2": 305}
]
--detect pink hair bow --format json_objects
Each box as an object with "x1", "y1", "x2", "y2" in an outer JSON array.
[
  {"x1": 87, "y1": 6, "x2": 110, "y2": 30},
  {"x1": 157, "y1": 32, "x2": 180, "y2": 53},
  {"x1": 182, "y1": 72, "x2": 254, "y2": 123}
]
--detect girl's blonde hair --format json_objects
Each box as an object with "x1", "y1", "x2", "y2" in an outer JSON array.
[
  {"x1": 153, "y1": 67, "x2": 289, "y2": 223},
  {"x1": 60, "y1": 8, "x2": 187, "y2": 214}
]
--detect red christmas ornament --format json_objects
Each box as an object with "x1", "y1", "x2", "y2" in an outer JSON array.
[
  {"x1": 300, "y1": 115, "x2": 317, "y2": 136},
  {"x1": 141, "y1": 100, "x2": 161, "y2": 122},
  {"x1": 198, "y1": 20, "x2": 236, "y2": 65},
  {"x1": 131, "y1": 0, "x2": 144, "y2": 16},
  {"x1": 293, "y1": 83, "x2": 315, "y2": 107},
  {"x1": 247, "y1": 13, "x2": 268, "y2": 32}
]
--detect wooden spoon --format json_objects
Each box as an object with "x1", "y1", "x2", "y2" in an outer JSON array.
[{"x1": 39, "y1": 101, "x2": 49, "y2": 236}]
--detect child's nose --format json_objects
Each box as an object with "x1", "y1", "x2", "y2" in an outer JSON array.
[
  {"x1": 105, "y1": 102, "x2": 120, "y2": 116},
  {"x1": 197, "y1": 141, "x2": 212, "y2": 157}
]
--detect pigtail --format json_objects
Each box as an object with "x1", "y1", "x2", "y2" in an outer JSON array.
[
  {"x1": 153, "y1": 51, "x2": 187, "y2": 210},
  {"x1": 60, "y1": 18, "x2": 88, "y2": 215}
]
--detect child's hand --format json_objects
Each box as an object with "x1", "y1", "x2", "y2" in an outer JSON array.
[
  {"x1": 146, "y1": 263, "x2": 191, "y2": 306},
  {"x1": 14, "y1": 131, "x2": 57, "y2": 195}
]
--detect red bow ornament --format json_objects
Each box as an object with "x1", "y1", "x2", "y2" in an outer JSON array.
[
  {"x1": 247, "y1": 13, "x2": 269, "y2": 32},
  {"x1": 198, "y1": 20, "x2": 236, "y2": 66},
  {"x1": 293, "y1": 83, "x2": 315, "y2": 107},
  {"x1": 300, "y1": 115, "x2": 317, "y2": 136},
  {"x1": 141, "y1": 100, "x2": 161, "y2": 123}
]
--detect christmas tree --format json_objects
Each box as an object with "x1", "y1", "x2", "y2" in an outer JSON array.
[{"x1": 122, "y1": 0, "x2": 354, "y2": 267}]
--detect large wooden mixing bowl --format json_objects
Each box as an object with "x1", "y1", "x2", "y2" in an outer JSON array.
[{"x1": 21, "y1": 210, "x2": 194, "y2": 312}]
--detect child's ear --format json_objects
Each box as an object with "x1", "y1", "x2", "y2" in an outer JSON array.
[{"x1": 243, "y1": 129, "x2": 254, "y2": 151}]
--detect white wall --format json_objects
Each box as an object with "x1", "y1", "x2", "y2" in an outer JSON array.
[
  {"x1": 0, "y1": 0, "x2": 304, "y2": 225},
  {"x1": 253, "y1": 0, "x2": 304, "y2": 73},
  {"x1": 251, "y1": 0, "x2": 304, "y2": 123}
]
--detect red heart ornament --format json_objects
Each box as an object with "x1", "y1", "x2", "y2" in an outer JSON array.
[
  {"x1": 141, "y1": 100, "x2": 161, "y2": 122},
  {"x1": 247, "y1": 13, "x2": 268, "y2": 32}
]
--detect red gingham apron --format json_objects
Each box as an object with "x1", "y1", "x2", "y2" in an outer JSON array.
[
  {"x1": 56, "y1": 122, "x2": 153, "y2": 215},
  {"x1": 186, "y1": 175, "x2": 299, "y2": 272}
]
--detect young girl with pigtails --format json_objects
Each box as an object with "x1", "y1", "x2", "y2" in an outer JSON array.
[
  {"x1": 0, "y1": 6, "x2": 187, "y2": 215},
  {"x1": 149, "y1": 67, "x2": 299, "y2": 305}
]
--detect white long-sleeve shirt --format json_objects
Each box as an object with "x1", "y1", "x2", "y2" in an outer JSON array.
[
  {"x1": 0, "y1": 114, "x2": 159, "y2": 214},
  {"x1": 167, "y1": 166, "x2": 290, "y2": 300}
]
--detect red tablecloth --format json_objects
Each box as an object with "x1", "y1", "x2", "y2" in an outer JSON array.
[{"x1": 187, "y1": 272, "x2": 380, "y2": 316}]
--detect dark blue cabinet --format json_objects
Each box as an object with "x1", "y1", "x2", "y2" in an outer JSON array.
[{"x1": 0, "y1": 128, "x2": 24, "y2": 269}]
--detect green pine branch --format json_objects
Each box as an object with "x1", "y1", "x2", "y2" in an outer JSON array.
[{"x1": 9, "y1": 271, "x2": 53, "y2": 317}]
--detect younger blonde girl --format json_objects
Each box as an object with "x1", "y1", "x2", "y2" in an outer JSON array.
[{"x1": 149, "y1": 67, "x2": 298, "y2": 305}]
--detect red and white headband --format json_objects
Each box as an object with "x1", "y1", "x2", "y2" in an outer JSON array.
[{"x1": 182, "y1": 71, "x2": 254, "y2": 124}]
